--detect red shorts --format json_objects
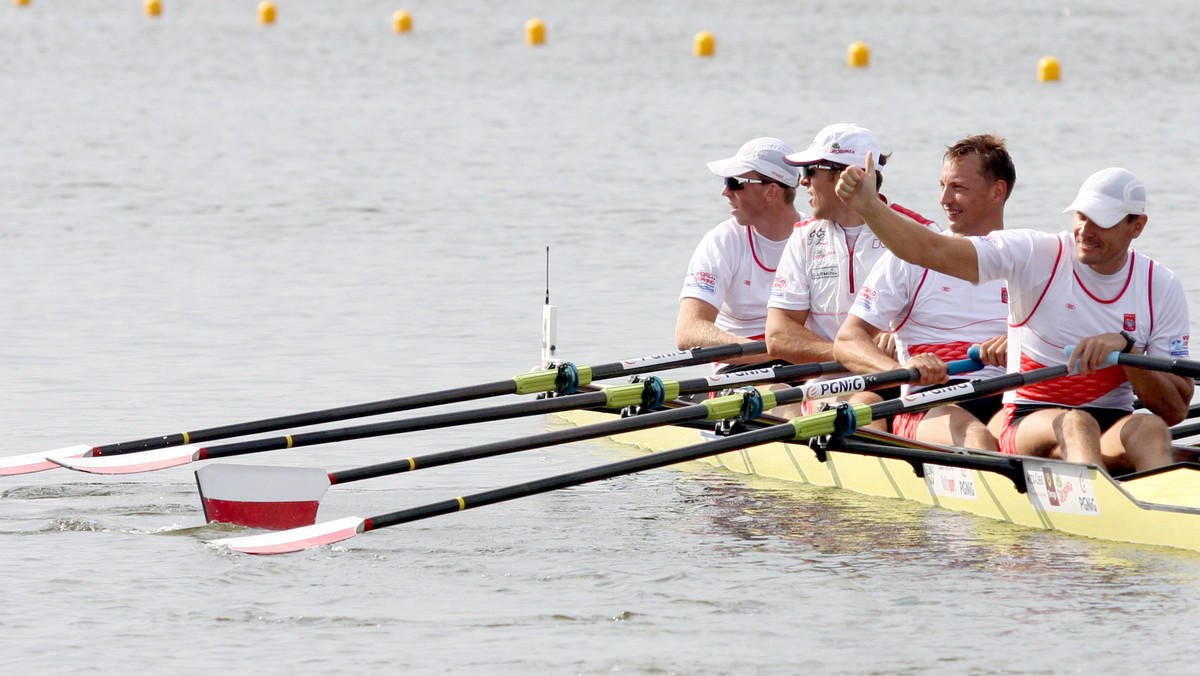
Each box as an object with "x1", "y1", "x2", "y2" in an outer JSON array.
[
  {"x1": 890, "y1": 411, "x2": 927, "y2": 440},
  {"x1": 997, "y1": 404, "x2": 1020, "y2": 455}
]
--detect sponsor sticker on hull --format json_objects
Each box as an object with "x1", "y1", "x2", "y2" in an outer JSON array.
[
  {"x1": 924, "y1": 464, "x2": 977, "y2": 500},
  {"x1": 1025, "y1": 460, "x2": 1100, "y2": 516}
]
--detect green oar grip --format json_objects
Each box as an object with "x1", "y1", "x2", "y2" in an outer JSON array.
[
  {"x1": 701, "y1": 388, "x2": 778, "y2": 421},
  {"x1": 788, "y1": 403, "x2": 874, "y2": 440},
  {"x1": 601, "y1": 381, "x2": 682, "y2": 409},
  {"x1": 511, "y1": 365, "x2": 596, "y2": 395}
]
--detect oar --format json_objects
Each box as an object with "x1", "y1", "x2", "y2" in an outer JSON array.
[
  {"x1": 1102, "y1": 351, "x2": 1200, "y2": 379},
  {"x1": 50, "y1": 360, "x2": 844, "y2": 476},
  {"x1": 210, "y1": 361, "x2": 1067, "y2": 554},
  {"x1": 200, "y1": 357, "x2": 983, "y2": 530},
  {"x1": 0, "y1": 341, "x2": 765, "y2": 477}
]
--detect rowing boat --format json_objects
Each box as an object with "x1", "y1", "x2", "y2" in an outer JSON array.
[{"x1": 554, "y1": 407, "x2": 1200, "y2": 554}]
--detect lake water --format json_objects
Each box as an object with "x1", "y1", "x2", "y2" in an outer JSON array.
[{"x1": 3, "y1": 0, "x2": 1200, "y2": 673}]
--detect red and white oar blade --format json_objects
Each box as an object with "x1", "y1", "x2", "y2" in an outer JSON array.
[
  {"x1": 210, "y1": 516, "x2": 366, "y2": 555},
  {"x1": 0, "y1": 445, "x2": 92, "y2": 476},
  {"x1": 51, "y1": 445, "x2": 199, "y2": 475},
  {"x1": 196, "y1": 464, "x2": 332, "y2": 530}
]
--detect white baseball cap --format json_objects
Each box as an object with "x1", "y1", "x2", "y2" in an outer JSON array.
[
  {"x1": 707, "y1": 137, "x2": 801, "y2": 188},
  {"x1": 1063, "y1": 167, "x2": 1146, "y2": 228},
  {"x1": 784, "y1": 123, "x2": 881, "y2": 170}
]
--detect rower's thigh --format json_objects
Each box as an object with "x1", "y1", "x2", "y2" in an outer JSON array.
[
  {"x1": 1012, "y1": 408, "x2": 1073, "y2": 458},
  {"x1": 1100, "y1": 413, "x2": 1170, "y2": 471},
  {"x1": 914, "y1": 406, "x2": 985, "y2": 447}
]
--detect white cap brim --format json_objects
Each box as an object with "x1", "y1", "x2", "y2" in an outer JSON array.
[
  {"x1": 706, "y1": 158, "x2": 799, "y2": 187},
  {"x1": 1063, "y1": 192, "x2": 1133, "y2": 229}
]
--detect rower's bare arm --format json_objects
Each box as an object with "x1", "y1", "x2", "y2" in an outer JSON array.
[
  {"x1": 765, "y1": 307, "x2": 834, "y2": 364},
  {"x1": 836, "y1": 152, "x2": 980, "y2": 283},
  {"x1": 1127, "y1": 362, "x2": 1194, "y2": 426},
  {"x1": 675, "y1": 298, "x2": 764, "y2": 366},
  {"x1": 834, "y1": 316, "x2": 899, "y2": 374}
]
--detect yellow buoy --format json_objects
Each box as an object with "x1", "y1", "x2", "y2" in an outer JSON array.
[
  {"x1": 1038, "y1": 56, "x2": 1061, "y2": 82},
  {"x1": 392, "y1": 10, "x2": 412, "y2": 33},
  {"x1": 694, "y1": 31, "x2": 715, "y2": 57},
  {"x1": 144, "y1": 0, "x2": 161, "y2": 17},
  {"x1": 525, "y1": 18, "x2": 545, "y2": 46},
  {"x1": 258, "y1": 1, "x2": 275, "y2": 24},
  {"x1": 847, "y1": 41, "x2": 870, "y2": 68}
]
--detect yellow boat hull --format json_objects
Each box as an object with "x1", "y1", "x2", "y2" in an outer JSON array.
[{"x1": 556, "y1": 409, "x2": 1200, "y2": 554}]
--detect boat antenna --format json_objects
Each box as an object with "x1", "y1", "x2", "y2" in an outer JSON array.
[{"x1": 541, "y1": 246, "x2": 558, "y2": 367}]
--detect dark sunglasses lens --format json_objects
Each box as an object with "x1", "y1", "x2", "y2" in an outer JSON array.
[{"x1": 724, "y1": 176, "x2": 745, "y2": 191}]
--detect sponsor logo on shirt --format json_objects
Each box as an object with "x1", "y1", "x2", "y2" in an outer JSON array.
[
  {"x1": 806, "y1": 229, "x2": 827, "y2": 245},
  {"x1": 1001, "y1": 287, "x2": 1008, "y2": 304},
  {"x1": 685, "y1": 270, "x2": 716, "y2": 294},
  {"x1": 811, "y1": 266, "x2": 839, "y2": 280},
  {"x1": 1123, "y1": 314, "x2": 1136, "y2": 331},
  {"x1": 1170, "y1": 334, "x2": 1190, "y2": 357},
  {"x1": 770, "y1": 276, "x2": 787, "y2": 297}
]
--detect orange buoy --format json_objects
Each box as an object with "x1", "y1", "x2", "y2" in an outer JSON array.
[
  {"x1": 145, "y1": 0, "x2": 161, "y2": 17},
  {"x1": 694, "y1": 31, "x2": 715, "y2": 57},
  {"x1": 1038, "y1": 56, "x2": 1061, "y2": 82},
  {"x1": 392, "y1": 10, "x2": 412, "y2": 33},
  {"x1": 258, "y1": 1, "x2": 275, "y2": 24},
  {"x1": 847, "y1": 42, "x2": 870, "y2": 68},
  {"x1": 525, "y1": 18, "x2": 545, "y2": 45},
  {"x1": 14, "y1": 0, "x2": 31, "y2": 7}
]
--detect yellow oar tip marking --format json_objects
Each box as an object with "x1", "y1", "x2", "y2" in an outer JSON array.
[
  {"x1": 284, "y1": 435, "x2": 294, "y2": 448},
  {"x1": 181, "y1": 432, "x2": 190, "y2": 444},
  {"x1": 455, "y1": 497, "x2": 467, "y2": 511},
  {"x1": 407, "y1": 458, "x2": 417, "y2": 471}
]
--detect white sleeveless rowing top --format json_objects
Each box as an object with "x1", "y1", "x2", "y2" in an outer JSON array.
[
  {"x1": 850, "y1": 242, "x2": 1008, "y2": 394},
  {"x1": 680, "y1": 218, "x2": 791, "y2": 339},
  {"x1": 972, "y1": 229, "x2": 1190, "y2": 410}
]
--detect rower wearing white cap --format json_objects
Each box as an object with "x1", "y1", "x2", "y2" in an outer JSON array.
[
  {"x1": 837, "y1": 161, "x2": 1193, "y2": 473},
  {"x1": 765, "y1": 123, "x2": 936, "y2": 419},
  {"x1": 834, "y1": 134, "x2": 1014, "y2": 452},
  {"x1": 677, "y1": 137, "x2": 803, "y2": 371}
]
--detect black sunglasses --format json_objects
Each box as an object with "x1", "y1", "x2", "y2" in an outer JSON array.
[
  {"x1": 723, "y1": 176, "x2": 768, "y2": 191},
  {"x1": 800, "y1": 163, "x2": 846, "y2": 178},
  {"x1": 724, "y1": 176, "x2": 790, "y2": 191}
]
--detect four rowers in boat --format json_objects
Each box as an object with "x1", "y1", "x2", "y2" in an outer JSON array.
[{"x1": 679, "y1": 125, "x2": 1191, "y2": 473}]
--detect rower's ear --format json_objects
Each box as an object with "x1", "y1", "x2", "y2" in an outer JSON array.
[{"x1": 1129, "y1": 214, "x2": 1148, "y2": 238}]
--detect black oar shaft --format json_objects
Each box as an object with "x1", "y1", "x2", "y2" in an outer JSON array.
[
  {"x1": 197, "y1": 359, "x2": 840, "y2": 462},
  {"x1": 96, "y1": 342, "x2": 768, "y2": 456},
  {"x1": 1115, "y1": 352, "x2": 1200, "y2": 379},
  {"x1": 362, "y1": 363, "x2": 1065, "y2": 533},
  {"x1": 331, "y1": 404, "x2": 707, "y2": 485}
]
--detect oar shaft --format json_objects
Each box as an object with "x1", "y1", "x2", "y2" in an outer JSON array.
[
  {"x1": 364, "y1": 418, "x2": 797, "y2": 532},
  {"x1": 95, "y1": 342, "x2": 767, "y2": 456},
  {"x1": 365, "y1": 361, "x2": 1018, "y2": 531},
  {"x1": 1111, "y1": 352, "x2": 1200, "y2": 379},
  {"x1": 331, "y1": 403, "x2": 709, "y2": 485},
  {"x1": 196, "y1": 360, "x2": 837, "y2": 462},
  {"x1": 95, "y1": 380, "x2": 518, "y2": 455}
]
